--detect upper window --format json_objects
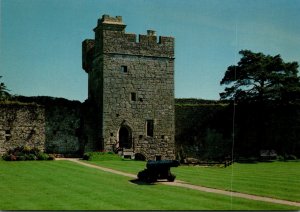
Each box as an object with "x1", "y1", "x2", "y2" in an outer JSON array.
[
  {"x1": 131, "y1": 93, "x2": 137, "y2": 101},
  {"x1": 146, "y1": 120, "x2": 154, "y2": 137},
  {"x1": 121, "y1": 65, "x2": 128, "y2": 73}
]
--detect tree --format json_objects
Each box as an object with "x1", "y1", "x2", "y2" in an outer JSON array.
[
  {"x1": 220, "y1": 50, "x2": 300, "y2": 104},
  {"x1": 220, "y1": 50, "x2": 300, "y2": 158},
  {"x1": 0, "y1": 76, "x2": 11, "y2": 100}
]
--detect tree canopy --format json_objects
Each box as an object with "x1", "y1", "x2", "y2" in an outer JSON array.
[
  {"x1": 220, "y1": 50, "x2": 300, "y2": 104},
  {"x1": 0, "y1": 76, "x2": 11, "y2": 100}
]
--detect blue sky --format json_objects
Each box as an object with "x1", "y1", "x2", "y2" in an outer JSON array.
[{"x1": 1, "y1": 0, "x2": 300, "y2": 102}]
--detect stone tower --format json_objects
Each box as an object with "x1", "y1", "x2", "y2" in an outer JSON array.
[{"x1": 82, "y1": 14, "x2": 175, "y2": 160}]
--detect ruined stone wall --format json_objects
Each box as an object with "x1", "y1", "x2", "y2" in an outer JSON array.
[
  {"x1": 44, "y1": 102, "x2": 82, "y2": 154},
  {"x1": 175, "y1": 102, "x2": 232, "y2": 160},
  {"x1": 0, "y1": 97, "x2": 83, "y2": 155},
  {"x1": 0, "y1": 103, "x2": 45, "y2": 154}
]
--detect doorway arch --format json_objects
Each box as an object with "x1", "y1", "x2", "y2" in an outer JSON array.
[{"x1": 118, "y1": 126, "x2": 132, "y2": 149}]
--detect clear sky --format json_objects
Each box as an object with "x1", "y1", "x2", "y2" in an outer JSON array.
[{"x1": 1, "y1": 0, "x2": 300, "y2": 102}]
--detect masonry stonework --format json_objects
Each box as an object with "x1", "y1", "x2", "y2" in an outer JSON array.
[
  {"x1": 82, "y1": 15, "x2": 175, "y2": 160},
  {"x1": 0, "y1": 97, "x2": 83, "y2": 156},
  {"x1": 0, "y1": 103, "x2": 45, "y2": 154}
]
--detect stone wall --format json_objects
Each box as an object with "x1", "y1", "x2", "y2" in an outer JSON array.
[
  {"x1": 44, "y1": 100, "x2": 82, "y2": 154},
  {"x1": 175, "y1": 99, "x2": 300, "y2": 160},
  {"x1": 0, "y1": 97, "x2": 83, "y2": 155},
  {"x1": 82, "y1": 14, "x2": 175, "y2": 160},
  {"x1": 0, "y1": 103, "x2": 45, "y2": 154},
  {"x1": 175, "y1": 101, "x2": 232, "y2": 160}
]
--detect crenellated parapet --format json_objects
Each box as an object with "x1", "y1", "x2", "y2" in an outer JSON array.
[
  {"x1": 83, "y1": 14, "x2": 174, "y2": 64},
  {"x1": 94, "y1": 14, "x2": 126, "y2": 33},
  {"x1": 94, "y1": 15, "x2": 174, "y2": 58},
  {"x1": 101, "y1": 30, "x2": 174, "y2": 58}
]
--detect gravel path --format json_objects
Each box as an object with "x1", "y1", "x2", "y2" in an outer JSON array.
[{"x1": 58, "y1": 158, "x2": 300, "y2": 208}]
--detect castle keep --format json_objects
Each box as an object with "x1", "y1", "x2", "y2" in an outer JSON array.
[{"x1": 82, "y1": 15, "x2": 175, "y2": 160}]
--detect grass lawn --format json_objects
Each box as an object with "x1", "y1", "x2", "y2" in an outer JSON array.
[
  {"x1": 0, "y1": 160, "x2": 298, "y2": 210},
  {"x1": 89, "y1": 160, "x2": 300, "y2": 202}
]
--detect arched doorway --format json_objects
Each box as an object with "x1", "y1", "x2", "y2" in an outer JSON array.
[
  {"x1": 119, "y1": 126, "x2": 132, "y2": 149},
  {"x1": 135, "y1": 153, "x2": 146, "y2": 161}
]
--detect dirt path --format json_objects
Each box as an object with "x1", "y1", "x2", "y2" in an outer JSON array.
[{"x1": 58, "y1": 158, "x2": 300, "y2": 208}]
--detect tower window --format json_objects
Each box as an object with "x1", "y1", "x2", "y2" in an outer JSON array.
[
  {"x1": 5, "y1": 130, "x2": 11, "y2": 142},
  {"x1": 131, "y1": 93, "x2": 136, "y2": 101},
  {"x1": 121, "y1": 65, "x2": 128, "y2": 73},
  {"x1": 146, "y1": 120, "x2": 154, "y2": 137}
]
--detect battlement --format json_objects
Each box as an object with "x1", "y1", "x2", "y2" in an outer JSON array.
[
  {"x1": 94, "y1": 14, "x2": 126, "y2": 32},
  {"x1": 101, "y1": 30, "x2": 174, "y2": 58},
  {"x1": 99, "y1": 14, "x2": 123, "y2": 25},
  {"x1": 83, "y1": 14, "x2": 174, "y2": 72}
]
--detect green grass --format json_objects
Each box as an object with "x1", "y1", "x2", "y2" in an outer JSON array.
[
  {"x1": 0, "y1": 160, "x2": 298, "y2": 210},
  {"x1": 88, "y1": 160, "x2": 300, "y2": 202},
  {"x1": 174, "y1": 161, "x2": 300, "y2": 202},
  {"x1": 83, "y1": 151, "x2": 122, "y2": 161}
]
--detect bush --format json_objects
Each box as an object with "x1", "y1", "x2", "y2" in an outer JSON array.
[
  {"x1": 83, "y1": 151, "x2": 122, "y2": 161},
  {"x1": 37, "y1": 152, "x2": 49, "y2": 160},
  {"x1": 285, "y1": 154, "x2": 298, "y2": 160},
  {"x1": 2, "y1": 153, "x2": 16, "y2": 161},
  {"x1": 277, "y1": 155, "x2": 285, "y2": 161},
  {"x1": 25, "y1": 154, "x2": 37, "y2": 161},
  {"x1": 2, "y1": 146, "x2": 51, "y2": 161},
  {"x1": 17, "y1": 156, "x2": 26, "y2": 161}
]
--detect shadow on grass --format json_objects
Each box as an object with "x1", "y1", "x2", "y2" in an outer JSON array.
[
  {"x1": 236, "y1": 160, "x2": 259, "y2": 164},
  {"x1": 237, "y1": 158, "x2": 279, "y2": 164},
  {"x1": 129, "y1": 179, "x2": 156, "y2": 186}
]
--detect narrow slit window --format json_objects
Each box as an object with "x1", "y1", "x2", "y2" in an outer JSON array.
[
  {"x1": 121, "y1": 65, "x2": 128, "y2": 73},
  {"x1": 131, "y1": 93, "x2": 136, "y2": 101},
  {"x1": 146, "y1": 120, "x2": 154, "y2": 137},
  {"x1": 5, "y1": 130, "x2": 11, "y2": 142}
]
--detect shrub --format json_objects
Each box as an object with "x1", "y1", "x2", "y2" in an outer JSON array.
[
  {"x1": 277, "y1": 155, "x2": 285, "y2": 161},
  {"x1": 2, "y1": 146, "x2": 51, "y2": 161},
  {"x1": 17, "y1": 156, "x2": 26, "y2": 161},
  {"x1": 83, "y1": 151, "x2": 122, "y2": 161},
  {"x1": 3, "y1": 154, "x2": 13, "y2": 161},
  {"x1": 286, "y1": 154, "x2": 298, "y2": 160},
  {"x1": 25, "y1": 154, "x2": 37, "y2": 161},
  {"x1": 37, "y1": 152, "x2": 49, "y2": 160}
]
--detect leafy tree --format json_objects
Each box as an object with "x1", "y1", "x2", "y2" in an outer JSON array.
[
  {"x1": 220, "y1": 50, "x2": 300, "y2": 157},
  {"x1": 0, "y1": 76, "x2": 11, "y2": 100},
  {"x1": 220, "y1": 50, "x2": 300, "y2": 104}
]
